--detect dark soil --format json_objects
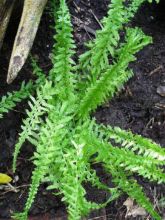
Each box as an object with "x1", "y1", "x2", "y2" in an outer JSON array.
[{"x1": 0, "y1": 0, "x2": 165, "y2": 219}]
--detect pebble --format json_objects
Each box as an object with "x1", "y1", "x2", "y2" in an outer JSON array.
[{"x1": 157, "y1": 86, "x2": 165, "y2": 97}]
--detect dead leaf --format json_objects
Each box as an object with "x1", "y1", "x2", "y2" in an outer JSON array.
[
  {"x1": 0, "y1": 173, "x2": 12, "y2": 184},
  {"x1": 123, "y1": 197, "x2": 147, "y2": 218},
  {"x1": 127, "y1": 206, "x2": 147, "y2": 217}
]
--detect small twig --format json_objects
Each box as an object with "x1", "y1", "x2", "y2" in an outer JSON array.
[
  {"x1": 153, "y1": 187, "x2": 161, "y2": 213},
  {"x1": 83, "y1": 25, "x2": 96, "y2": 37},
  {"x1": 90, "y1": 9, "x2": 103, "y2": 29},
  {"x1": 0, "y1": 184, "x2": 30, "y2": 195},
  {"x1": 73, "y1": 1, "x2": 81, "y2": 12},
  {"x1": 144, "y1": 117, "x2": 154, "y2": 130},
  {"x1": 125, "y1": 86, "x2": 133, "y2": 97},
  {"x1": 155, "y1": 103, "x2": 165, "y2": 109},
  {"x1": 149, "y1": 65, "x2": 163, "y2": 76}
]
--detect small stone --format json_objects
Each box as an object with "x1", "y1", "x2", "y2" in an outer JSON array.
[
  {"x1": 13, "y1": 175, "x2": 19, "y2": 183},
  {"x1": 157, "y1": 86, "x2": 165, "y2": 97}
]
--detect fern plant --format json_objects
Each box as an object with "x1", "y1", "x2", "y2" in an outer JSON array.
[{"x1": 0, "y1": 0, "x2": 164, "y2": 219}]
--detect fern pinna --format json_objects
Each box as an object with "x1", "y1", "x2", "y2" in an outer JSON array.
[{"x1": 0, "y1": 0, "x2": 163, "y2": 219}]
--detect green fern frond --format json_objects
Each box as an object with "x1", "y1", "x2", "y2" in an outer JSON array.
[
  {"x1": 21, "y1": 167, "x2": 44, "y2": 218},
  {"x1": 102, "y1": 125, "x2": 165, "y2": 162},
  {"x1": 0, "y1": 81, "x2": 33, "y2": 118},
  {"x1": 20, "y1": 101, "x2": 74, "y2": 217},
  {"x1": 47, "y1": 139, "x2": 120, "y2": 218},
  {"x1": 108, "y1": 147, "x2": 165, "y2": 183},
  {"x1": 78, "y1": 28, "x2": 152, "y2": 117},
  {"x1": 90, "y1": 120, "x2": 165, "y2": 164},
  {"x1": 49, "y1": 0, "x2": 59, "y2": 19},
  {"x1": 79, "y1": 0, "x2": 125, "y2": 77},
  {"x1": 30, "y1": 56, "x2": 46, "y2": 85},
  {"x1": 59, "y1": 146, "x2": 96, "y2": 219},
  {"x1": 81, "y1": 130, "x2": 162, "y2": 219},
  {"x1": 0, "y1": 57, "x2": 47, "y2": 120},
  {"x1": 82, "y1": 127, "x2": 165, "y2": 183},
  {"x1": 12, "y1": 81, "x2": 55, "y2": 172},
  {"x1": 12, "y1": 212, "x2": 28, "y2": 220},
  {"x1": 79, "y1": 0, "x2": 147, "y2": 86},
  {"x1": 49, "y1": 140, "x2": 117, "y2": 220},
  {"x1": 49, "y1": 0, "x2": 76, "y2": 101}
]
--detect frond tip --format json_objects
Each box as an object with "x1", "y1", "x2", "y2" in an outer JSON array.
[{"x1": 0, "y1": 81, "x2": 33, "y2": 118}]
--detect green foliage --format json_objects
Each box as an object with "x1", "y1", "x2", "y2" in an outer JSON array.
[
  {"x1": 0, "y1": 81, "x2": 33, "y2": 118},
  {"x1": 102, "y1": 125, "x2": 165, "y2": 162},
  {"x1": 0, "y1": 57, "x2": 46, "y2": 119},
  {"x1": 79, "y1": 0, "x2": 146, "y2": 85},
  {"x1": 49, "y1": 0, "x2": 76, "y2": 100},
  {"x1": 12, "y1": 81, "x2": 55, "y2": 173},
  {"x1": 0, "y1": 0, "x2": 163, "y2": 219},
  {"x1": 78, "y1": 28, "x2": 152, "y2": 117}
]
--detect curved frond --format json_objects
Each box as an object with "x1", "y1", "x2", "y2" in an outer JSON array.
[
  {"x1": 12, "y1": 81, "x2": 55, "y2": 172},
  {"x1": 0, "y1": 81, "x2": 33, "y2": 118}
]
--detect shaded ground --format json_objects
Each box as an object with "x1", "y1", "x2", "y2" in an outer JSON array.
[{"x1": 0, "y1": 0, "x2": 165, "y2": 219}]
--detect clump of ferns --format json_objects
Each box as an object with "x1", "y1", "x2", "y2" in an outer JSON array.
[{"x1": 0, "y1": 0, "x2": 164, "y2": 219}]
